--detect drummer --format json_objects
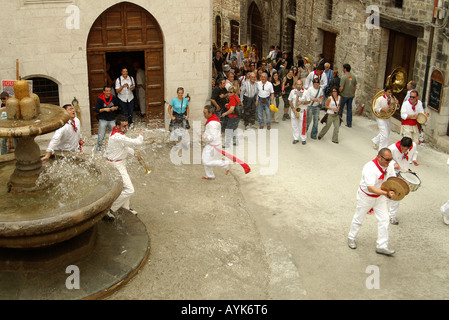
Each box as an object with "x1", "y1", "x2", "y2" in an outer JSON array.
[
  {"x1": 387, "y1": 137, "x2": 420, "y2": 225},
  {"x1": 348, "y1": 148, "x2": 396, "y2": 256}
]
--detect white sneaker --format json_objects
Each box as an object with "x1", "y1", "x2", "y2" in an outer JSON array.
[
  {"x1": 348, "y1": 239, "x2": 357, "y2": 249},
  {"x1": 129, "y1": 208, "x2": 138, "y2": 216},
  {"x1": 443, "y1": 215, "x2": 449, "y2": 226},
  {"x1": 376, "y1": 247, "x2": 395, "y2": 256},
  {"x1": 390, "y1": 217, "x2": 399, "y2": 225}
]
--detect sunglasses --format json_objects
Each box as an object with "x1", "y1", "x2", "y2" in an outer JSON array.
[
  {"x1": 410, "y1": 96, "x2": 417, "y2": 99},
  {"x1": 177, "y1": 87, "x2": 184, "y2": 91},
  {"x1": 381, "y1": 155, "x2": 393, "y2": 162}
]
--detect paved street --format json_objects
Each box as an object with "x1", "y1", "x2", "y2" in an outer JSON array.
[{"x1": 54, "y1": 110, "x2": 449, "y2": 300}]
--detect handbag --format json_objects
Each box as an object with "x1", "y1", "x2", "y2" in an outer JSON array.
[
  {"x1": 231, "y1": 96, "x2": 243, "y2": 116},
  {"x1": 320, "y1": 113, "x2": 328, "y2": 124}
]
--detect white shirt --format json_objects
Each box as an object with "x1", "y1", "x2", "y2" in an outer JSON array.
[
  {"x1": 106, "y1": 131, "x2": 143, "y2": 161},
  {"x1": 288, "y1": 88, "x2": 306, "y2": 108},
  {"x1": 374, "y1": 95, "x2": 392, "y2": 114},
  {"x1": 203, "y1": 119, "x2": 222, "y2": 146},
  {"x1": 401, "y1": 99, "x2": 424, "y2": 121},
  {"x1": 304, "y1": 71, "x2": 328, "y2": 89},
  {"x1": 326, "y1": 96, "x2": 340, "y2": 114},
  {"x1": 116, "y1": 76, "x2": 135, "y2": 102},
  {"x1": 387, "y1": 141, "x2": 418, "y2": 174},
  {"x1": 360, "y1": 160, "x2": 392, "y2": 195},
  {"x1": 136, "y1": 68, "x2": 145, "y2": 87},
  {"x1": 256, "y1": 81, "x2": 274, "y2": 99},
  {"x1": 46, "y1": 117, "x2": 82, "y2": 154},
  {"x1": 304, "y1": 86, "x2": 323, "y2": 107}
]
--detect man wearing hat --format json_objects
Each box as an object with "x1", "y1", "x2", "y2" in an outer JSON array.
[
  {"x1": 348, "y1": 148, "x2": 396, "y2": 256},
  {"x1": 223, "y1": 64, "x2": 231, "y2": 79}
]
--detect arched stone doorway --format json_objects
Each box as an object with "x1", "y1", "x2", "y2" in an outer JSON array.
[
  {"x1": 87, "y1": 2, "x2": 164, "y2": 134},
  {"x1": 248, "y1": 2, "x2": 263, "y2": 59}
]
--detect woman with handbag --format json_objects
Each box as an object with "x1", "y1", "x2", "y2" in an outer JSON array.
[
  {"x1": 318, "y1": 86, "x2": 341, "y2": 144},
  {"x1": 222, "y1": 86, "x2": 241, "y2": 148}
]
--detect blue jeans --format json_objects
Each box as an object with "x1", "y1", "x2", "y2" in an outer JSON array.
[
  {"x1": 97, "y1": 119, "x2": 115, "y2": 151},
  {"x1": 257, "y1": 98, "x2": 271, "y2": 127},
  {"x1": 119, "y1": 99, "x2": 135, "y2": 124},
  {"x1": 338, "y1": 96, "x2": 354, "y2": 127},
  {"x1": 306, "y1": 106, "x2": 320, "y2": 139}
]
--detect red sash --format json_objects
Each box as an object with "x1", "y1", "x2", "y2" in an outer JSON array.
[{"x1": 402, "y1": 99, "x2": 419, "y2": 126}]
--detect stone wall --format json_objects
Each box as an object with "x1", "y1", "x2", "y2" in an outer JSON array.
[{"x1": 0, "y1": 0, "x2": 212, "y2": 135}]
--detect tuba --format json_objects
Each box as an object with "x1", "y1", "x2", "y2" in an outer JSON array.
[{"x1": 372, "y1": 67, "x2": 407, "y2": 119}]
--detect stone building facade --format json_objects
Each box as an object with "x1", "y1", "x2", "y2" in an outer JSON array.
[
  {"x1": 233, "y1": 0, "x2": 449, "y2": 152},
  {"x1": 1, "y1": 0, "x2": 212, "y2": 135}
]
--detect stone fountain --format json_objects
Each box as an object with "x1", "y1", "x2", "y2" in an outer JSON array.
[{"x1": 0, "y1": 80, "x2": 150, "y2": 299}]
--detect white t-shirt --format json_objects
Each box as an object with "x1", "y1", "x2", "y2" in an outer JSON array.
[
  {"x1": 256, "y1": 81, "x2": 274, "y2": 99},
  {"x1": 115, "y1": 76, "x2": 135, "y2": 102}
]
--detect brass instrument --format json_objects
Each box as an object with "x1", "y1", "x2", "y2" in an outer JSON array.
[
  {"x1": 136, "y1": 152, "x2": 152, "y2": 175},
  {"x1": 372, "y1": 67, "x2": 407, "y2": 119},
  {"x1": 295, "y1": 107, "x2": 301, "y2": 119}
]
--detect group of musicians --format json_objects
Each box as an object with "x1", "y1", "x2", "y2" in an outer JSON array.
[{"x1": 348, "y1": 78, "x2": 433, "y2": 256}]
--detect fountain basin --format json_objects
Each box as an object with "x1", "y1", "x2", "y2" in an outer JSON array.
[{"x1": 0, "y1": 152, "x2": 123, "y2": 248}]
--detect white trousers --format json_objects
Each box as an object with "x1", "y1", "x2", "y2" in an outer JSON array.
[
  {"x1": 372, "y1": 118, "x2": 391, "y2": 150},
  {"x1": 401, "y1": 125, "x2": 420, "y2": 144},
  {"x1": 290, "y1": 109, "x2": 307, "y2": 142},
  {"x1": 348, "y1": 189, "x2": 390, "y2": 249},
  {"x1": 110, "y1": 160, "x2": 135, "y2": 212},
  {"x1": 388, "y1": 199, "x2": 400, "y2": 219},
  {"x1": 202, "y1": 144, "x2": 230, "y2": 178}
]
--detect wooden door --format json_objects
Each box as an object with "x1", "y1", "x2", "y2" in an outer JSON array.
[
  {"x1": 230, "y1": 20, "x2": 239, "y2": 46},
  {"x1": 87, "y1": 2, "x2": 164, "y2": 133},
  {"x1": 87, "y1": 52, "x2": 107, "y2": 134},
  {"x1": 385, "y1": 29, "x2": 417, "y2": 120},
  {"x1": 322, "y1": 31, "x2": 336, "y2": 69},
  {"x1": 249, "y1": 3, "x2": 264, "y2": 59}
]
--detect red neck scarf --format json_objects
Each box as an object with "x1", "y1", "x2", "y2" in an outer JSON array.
[
  {"x1": 409, "y1": 98, "x2": 417, "y2": 112},
  {"x1": 99, "y1": 94, "x2": 113, "y2": 105},
  {"x1": 395, "y1": 141, "x2": 413, "y2": 161},
  {"x1": 111, "y1": 126, "x2": 124, "y2": 136},
  {"x1": 372, "y1": 158, "x2": 387, "y2": 180},
  {"x1": 383, "y1": 95, "x2": 391, "y2": 105},
  {"x1": 68, "y1": 119, "x2": 77, "y2": 132},
  {"x1": 206, "y1": 113, "x2": 220, "y2": 125},
  {"x1": 314, "y1": 70, "x2": 322, "y2": 80}
]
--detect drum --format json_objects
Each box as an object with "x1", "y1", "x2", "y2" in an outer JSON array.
[
  {"x1": 417, "y1": 113, "x2": 428, "y2": 125},
  {"x1": 398, "y1": 170, "x2": 421, "y2": 192}
]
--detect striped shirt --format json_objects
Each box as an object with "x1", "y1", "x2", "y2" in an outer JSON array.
[{"x1": 240, "y1": 79, "x2": 258, "y2": 100}]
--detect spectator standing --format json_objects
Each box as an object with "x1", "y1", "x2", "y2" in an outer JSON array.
[
  {"x1": 115, "y1": 67, "x2": 136, "y2": 127},
  {"x1": 281, "y1": 69, "x2": 295, "y2": 121},
  {"x1": 305, "y1": 78, "x2": 324, "y2": 140},
  {"x1": 256, "y1": 73, "x2": 274, "y2": 130},
  {"x1": 338, "y1": 64, "x2": 357, "y2": 128},
  {"x1": 240, "y1": 72, "x2": 258, "y2": 129},
  {"x1": 95, "y1": 86, "x2": 120, "y2": 152}
]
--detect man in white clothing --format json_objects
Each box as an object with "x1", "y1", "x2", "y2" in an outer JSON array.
[
  {"x1": 386, "y1": 137, "x2": 419, "y2": 225},
  {"x1": 42, "y1": 104, "x2": 83, "y2": 164},
  {"x1": 115, "y1": 67, "x2": 136, "y2": 126},
  {"x1": 104, "y1": 115, "x2": 144, "y2": 221},
  {"x1": 304, "y1": 79, "x2": 323, "y2": 140},
  {"x1": 400, "y1": 90, "x2": 429, "y2": 143},
  {"x1": 348, "y1": 148, "x2": 396, "y2": 256},
  {"x1": 201, "y1": 105, "x2": 230, "y2": 180},
  {"x1": 304, "y1": 65, "x2": 327, "y2": 90},
  {"x1": 289, "y1": 79, "x2": 309, "y2": 145},
  {"x1": 372, "y1": 86, "x2": 398, "y2": 150}
]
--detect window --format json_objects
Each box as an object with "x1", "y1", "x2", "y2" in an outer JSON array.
[
  {"x1": 394, "y1": 0, "x2": 403, "y2": 8},
  {"x1": 26, "y1": 77, "x2": 60, "y2": 105},
  {"x1": 325, "y1": 0, "x2": 333, "y2": 20}
]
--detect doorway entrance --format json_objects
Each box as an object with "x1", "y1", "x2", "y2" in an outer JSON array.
[
  {"x1": 248, "y1": 2, "x2": 264, "y2": 59},
  {"x1": 86, "y1": 2, "x2": 164, "y2": 134},
  {"x1": 385, "y1": 29, "x2": 417, "y2": 121}
]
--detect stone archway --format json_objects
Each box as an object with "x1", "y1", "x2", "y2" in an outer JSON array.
[{"x1": 86, "y1": 2, "x2": 165, "y2": 133}]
